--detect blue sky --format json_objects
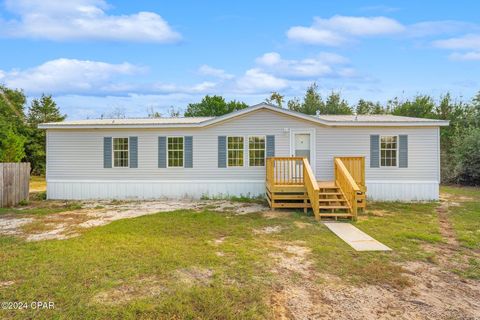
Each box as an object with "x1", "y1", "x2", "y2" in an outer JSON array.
[{"x1": 0, "y1": 0, "x2": 479, "y2": 119}]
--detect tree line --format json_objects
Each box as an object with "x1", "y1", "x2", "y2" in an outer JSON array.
[
  {"x1": 0, "y1": 86, "x2": 66, "y2": 175},
  {"x1": 0, "y1": 83, "x2": 478, "y2": 185}
]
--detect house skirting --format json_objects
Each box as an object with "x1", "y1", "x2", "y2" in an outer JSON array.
[
  {"x1": 47, "y1": 180, "x2": 439, "y2": 201},
  {"x1": 46, "y1": 180, "x2": 266, "y2": 200},
  {"x1": 366, "y1": 180, "x2": 439, "y2": 201}
]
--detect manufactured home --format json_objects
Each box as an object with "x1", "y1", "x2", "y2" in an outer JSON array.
[{"x1": 39, "y1": 103, "x2": 448, "y2": 219}]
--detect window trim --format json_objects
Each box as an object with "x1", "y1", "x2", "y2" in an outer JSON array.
[
  {"x1": 226, "y1": 136, "x2": 245, "y2": 168},
  {"x1": 112, "y1": 137, "x2": 130, "y2": 168},
  {"x1": 248, "y1": 135, "x2": 266, "y2": 167},
  {"x1": 379, "y1": 135, "x2": 399, "y2": 168},
  {"x1": 166, "y1": 136, "x2": 185, "y2": 168}
]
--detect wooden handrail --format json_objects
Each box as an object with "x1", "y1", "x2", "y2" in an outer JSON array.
[
  {"x1": 334, "y1": 158, "x2": 360, "y2": 219},
  {"x1": 303, "y1": 158, "x2": 320, "y2": 220},
  {"x1": 335, "y1": 156, "x2": 365, "y2": 190},
  {"x1": 266, "y1": 157, "x2": 305, "y2": 186}
]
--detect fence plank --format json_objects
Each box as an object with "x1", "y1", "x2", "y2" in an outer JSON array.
[{"x1": 0, "y1": 163, "x2": 30, "y2": 207}]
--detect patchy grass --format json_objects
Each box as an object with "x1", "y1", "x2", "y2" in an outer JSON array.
[
  {"x1": 0, "y1": 201, "x2": 82, "y2": 216},
  {"x1": 1, "y1": 185, "x2": 479, "y2": 318},
  {"x1": 441, "y1": 185, "x2": 480, "y2": 200},
  {"x1": 441, "y1": 186, "x2": 480, "y2": 250},
  {"x1": 1, "y1": 210, "x2": 275, "y2": 319},
  {"x1": 200, "y1": 193, "x2": 267, "y2": 205}
]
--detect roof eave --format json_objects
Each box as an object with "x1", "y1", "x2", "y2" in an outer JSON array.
[
  {"x1": 327, "y1": 120, "x2": 450, "y2": 127},
  {"x1": 37, "y1": 123, "x2": 205, "y2": 129}
]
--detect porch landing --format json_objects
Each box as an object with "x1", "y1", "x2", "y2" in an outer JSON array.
[{"x1": 266, "y1": 156, "x2": 367, "y2": 220}]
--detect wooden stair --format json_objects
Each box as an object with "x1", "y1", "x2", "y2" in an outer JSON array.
[
  {"x1": 266, "y1": 156, "x2": 366, "y2": 221},
  {"x1": 317, "y1": 181, "x2": 352, "y2": 219}
]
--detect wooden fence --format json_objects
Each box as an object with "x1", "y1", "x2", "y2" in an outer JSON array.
[{"x1": 0, "y1": 163, "x2": 30, "y2": 207}]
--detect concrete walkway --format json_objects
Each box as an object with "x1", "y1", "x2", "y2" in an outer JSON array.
[{"x1": 324, "y1": 222, "x2": 391, "y2": 251}]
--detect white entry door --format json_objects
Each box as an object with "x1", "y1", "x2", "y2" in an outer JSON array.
[{"x1": 294, "y1": 133, "x2": 311, "y2": 163}]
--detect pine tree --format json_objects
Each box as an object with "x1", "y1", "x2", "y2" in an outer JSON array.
[{"x1": 26, "y1": 95, "x2": 66, "y2": 174}]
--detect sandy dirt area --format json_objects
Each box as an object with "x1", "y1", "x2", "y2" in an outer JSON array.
[
  {"x1": 0, "y1": 199, "x2": 267, "y2": 241},
  {"x1": 269, "y1": 240, "x2": 480, "y2": 320},
  {"x1": 267, "y1": 192, "x2": 480, "y2": 320}
]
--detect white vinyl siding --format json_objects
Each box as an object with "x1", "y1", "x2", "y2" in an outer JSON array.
[
  {"x1": 113, "y1": 137, "x2": 129, "y2": 168},
  {"x1": 46, "y1": 109, "x2": 440, "y2": 197}
]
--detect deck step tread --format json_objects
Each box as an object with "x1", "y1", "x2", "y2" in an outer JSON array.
[
  {"x1": 319, "y1": 205, "x2": 349, "y2": 209},
  {"x1": 319, "y1": 214, "x2": 353, "y2": 217}
]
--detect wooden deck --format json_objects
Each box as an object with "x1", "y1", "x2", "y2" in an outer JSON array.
[{"x1": 266, "y1": 157, "x2": 366, "y2": 220}]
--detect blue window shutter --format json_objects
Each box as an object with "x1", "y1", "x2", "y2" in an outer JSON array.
[
  {"x1": 218, "y1": 136, "x2": 226, "y2": 168},
  {"x1": 184, "y1": 136, "x2": 193, "y2": 168},
  {"x1": 104, "y1": 137, "x2": 112, "y2": 168},
  {"x1": 158, "y1": 136, "x2": 166, "y2": 168},
  {"x1": 399, "y1": 135, "x2": 408, "y2": 168},
  {"x1": 266, "y1": 135, "x2": 275, "y2": 157},
  {"x1": 129, "y1": 136, "x2": 138, "y2": 168},
  {"x1": 370, "y1": 135, "x2": 379, "y2": 168}
]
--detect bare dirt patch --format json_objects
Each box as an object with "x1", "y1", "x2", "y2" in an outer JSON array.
[
  {"x1": 92, "y1": 276, "x2": 166, "y2": 305},
  {"x1": 269, "y1": 240, "x2": 480, "y2": 320},
  {"x1": 263, "y1": 210, "x2": 294, "y2": 219},
  {"x1": 269, "y1": 241, "x2": 324, "y2": 319},
  {"x1": 175, "y1": 267, "x2": 213, "y2": 287},
  {"x1": 313, "y1": 261, "x2": 480, "y2": 320},
  {"x1": 436, "y1": 195, "x2": 460, "y2": 247},
  {"x1": 254, "y1": 225, "x2": 283, "y2": 235},
  {"x1": 212, "y1": 236, "x2": 226, "y2": 245},
  {"x1": 0, "y1": 199, "x2": 269, "y2": 241},
  {"x1": 0, "y1": 280, "x2": 15, "y2": 288},
  {"x1": 293, "y1": 221, "x2": 312, "y2": 229},
  {"x1": 0, "y1": 217, "x2": 33, "y2": 235}
]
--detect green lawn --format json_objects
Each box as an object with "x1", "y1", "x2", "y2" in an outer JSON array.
[{"x1": 0, "y1": 186, "x2": 478, "y2": 319}]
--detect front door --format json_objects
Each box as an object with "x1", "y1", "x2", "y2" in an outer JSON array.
[{"x1": 294, "y1": 133, "x2": 311, "y2": 164}]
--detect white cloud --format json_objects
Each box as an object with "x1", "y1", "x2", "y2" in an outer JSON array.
[
  {"x1": 255, "y1": 52, "x2": 350, "y2": 79},
  {"x1": 286, "y1": 27, "x2": 345, "y2": 46},
  {"x1": 152, "y1": 81, "x2": 217, "y2": 94},
  {"x1": 1, "y1": 0, "x2": 181, "y2": 42},
  {"x1": 198, "y1": 65, "x2": 234, "y2": 80},
  {"x1": 191, "y1": 81, "x2": 217, "y2": 92},
  {"x1": 0, "y1": 58, "x2": 143, "y2": 94},
  {"x1": 235, "y1": 69, "x2": 288, "y2": 93},
  {"x1": 407, "y1": 21, "x2": 479, "y2": 38},
  {"x1": 287, "y1": 15, "x2": 405, "y2": 45},
  {"x1": 433, "y1": 34, "x2": 480, "y2": 50},
  {"x1": 433, "y1": 34, "x2": 480, "y2": 61},
  {"x1": 255, "y1": 52, "x2": 282, "y2": 66},
  {"x1": 449, "y1": 51, "x2": 480, "y2": 61}
]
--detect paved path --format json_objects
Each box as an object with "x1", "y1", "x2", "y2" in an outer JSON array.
[{"x1": 324, "y1": 222, "x2": 391, "y2": 251}]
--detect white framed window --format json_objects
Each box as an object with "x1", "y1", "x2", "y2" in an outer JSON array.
[
  {"x1": 227, "y1": 136, "x2": 244, "y2": 167},
  {"x1": 380, "y1": 135, "x2": 398, "y2": 167},
  {"x1": 167, "y1": 136, "x2": 184, "y2": 167},
  {"x1": 113, "y1": 137, "x2": 129, "y2": 168},
  {"x1": 249, "y1": 136, "x2": 265, "y2": 167}
]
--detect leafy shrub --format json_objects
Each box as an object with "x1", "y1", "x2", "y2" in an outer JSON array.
[{"x1": 453, "y1": 128, "x2": 480, "y2": 186}]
